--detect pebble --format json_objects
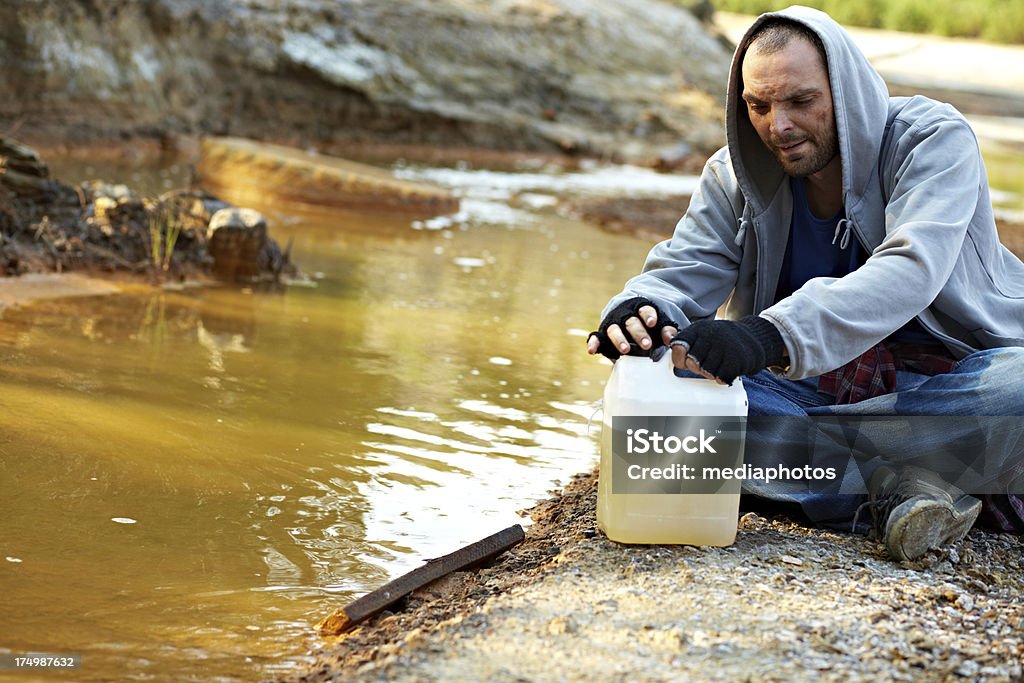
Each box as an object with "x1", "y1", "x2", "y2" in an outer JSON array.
[
  {"x1": 546, "y1": 615, "x2": 577, "y2": 635},
  {"x1": 956, "y1": 660, "x2": 981, "y2": 677}
]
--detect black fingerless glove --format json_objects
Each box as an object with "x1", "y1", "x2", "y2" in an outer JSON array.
[
  {"x1": 589, "y1": 296, "x2": 678, "y2": 360},
  {"x1": 670, "y1": 316, "x2": 786, "y2": 385}
]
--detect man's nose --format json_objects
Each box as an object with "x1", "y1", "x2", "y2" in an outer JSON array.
[{"x1": 770, "y1": 108, "x2": 794, "y2": 136}]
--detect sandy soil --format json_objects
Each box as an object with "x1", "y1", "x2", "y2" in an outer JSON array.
[
  {"x1": 0, "y1": 272, "x2": 124, "y2": 310},
  {"x1": 284, "y1": 471, "x2": 1024, "y2": 682}
]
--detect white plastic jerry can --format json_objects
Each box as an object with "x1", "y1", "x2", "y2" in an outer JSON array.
[{"x1": 597, "y1": 351, "x2": 749, "y2": 546}]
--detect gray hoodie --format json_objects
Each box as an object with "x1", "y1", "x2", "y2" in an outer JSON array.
[{"x1": 603, "y1": 5, "x2": 1024, "y2": 379}]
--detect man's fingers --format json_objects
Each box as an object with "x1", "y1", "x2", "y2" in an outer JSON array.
[
  {"x1": 605, "y1": 323, "x2": 631, "y2": 354},
  {"x1": 671, "y1": 342, "x2": 689, "y2": 370},
  {"x1": 623, "y1": 316, "x2": 653, "y2": 350},
  {"x1": 686, "y1": 356, "x2": 711, "y2": 379},
  {"x1": 590, "y1": 307, "x2": 674, "y2": 358},
  {"x1": 636, "y1": 305, "x2": 659, "y2": 327},
  {"x1": 671, "y1": 342, "x2": 718, "y2": 381}
]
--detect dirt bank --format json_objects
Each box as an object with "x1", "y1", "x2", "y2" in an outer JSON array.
[
  {"x1": 0, "y1": 136, "x2": 298, "y2": 292},
  {"x1": 284, "y1": 470, "x2": 1024, "y2": 682},
  {"x1": 0, "y1": 0, "x2": 730, "y2": 164}
]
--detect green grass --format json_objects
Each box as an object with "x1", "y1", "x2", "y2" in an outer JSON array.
[
  {"x1": 982, "y1": 144, "x2": 1024, "y2": 213},
  {"x1": 708, "y1": 0, "x2": 1024, "y2": 43},
  {"x1": 147, "y1": 199, "x2": 183, "y2": 273}
]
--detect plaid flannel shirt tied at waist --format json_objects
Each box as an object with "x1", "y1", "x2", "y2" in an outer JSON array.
[{"x1": 817, "y1": 341, "x2": 958, "y2": 405}]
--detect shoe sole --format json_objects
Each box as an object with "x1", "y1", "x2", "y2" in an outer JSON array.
[{"x1": 884, "y1": 495, "x2": 982, "y2": 562}]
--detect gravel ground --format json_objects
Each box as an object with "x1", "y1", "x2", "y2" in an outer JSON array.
[{"x1": 283, "y1": 470, "x2": 1024, "y2": 682}]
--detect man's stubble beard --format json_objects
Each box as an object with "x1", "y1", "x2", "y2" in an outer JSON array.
[{"x1": 773, "y1": 129, "x2": 839, "y2": 178}]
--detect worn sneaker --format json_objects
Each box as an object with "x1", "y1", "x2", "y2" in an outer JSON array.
[{"x1": 862, "y1": 465, "x2": 982, "y2": 562}]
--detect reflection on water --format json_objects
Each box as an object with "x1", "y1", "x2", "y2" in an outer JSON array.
[{"x1": 0, "y1": 171, "x2": 654, "y2": 680}]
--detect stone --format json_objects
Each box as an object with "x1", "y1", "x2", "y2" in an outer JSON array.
[{"x1": 206, "y1": 207, "x2": 268, "y2": 280}]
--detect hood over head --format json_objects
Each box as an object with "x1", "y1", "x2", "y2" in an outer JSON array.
[{"x1": 726, "y1": 5, "x2": 889, "y2": 214}]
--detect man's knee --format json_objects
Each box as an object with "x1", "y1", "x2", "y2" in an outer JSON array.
[{"x1": 959, "y1": 347, "x2": 1024, "y2": 415}]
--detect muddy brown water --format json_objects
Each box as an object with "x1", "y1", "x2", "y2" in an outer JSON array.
[{"x1": 0, "y1": 161, "x2": 663, "y2": 680}]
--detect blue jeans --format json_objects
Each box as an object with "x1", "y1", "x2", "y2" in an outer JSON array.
[{"x1": 740, "y1": 347, "x2": 1024, "y2": 528}]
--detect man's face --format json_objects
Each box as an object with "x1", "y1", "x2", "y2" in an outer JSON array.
[{"x1": 741, "y1": 37, "x2": 838, "y2": 178}]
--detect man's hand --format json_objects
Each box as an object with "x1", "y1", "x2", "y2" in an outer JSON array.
[
  {"x1": 667, "y1": 336, "x2": 723, "y2": 383},
  {"x1": 669, "y1": 316, "x2": 786, "y2": 385},
  {"x1": 587, "y1": 297, "x2": 678, "y2": 360}
]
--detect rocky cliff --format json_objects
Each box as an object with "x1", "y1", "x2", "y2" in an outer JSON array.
[{"x1": 0, "y1": 0, "x2": 731, "y2": 161}]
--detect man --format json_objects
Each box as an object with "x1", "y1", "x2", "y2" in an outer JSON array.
[{"x1": 587, "y1": 6, "x2": 1024, "y2": 561}]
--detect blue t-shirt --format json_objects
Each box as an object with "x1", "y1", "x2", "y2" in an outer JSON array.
[
  {"x1": 775, "y1": 177, "x2": 935, "y2": 344},
  {"x1": 774, "y1": 176, "x2": 863, "y2": 301}
]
